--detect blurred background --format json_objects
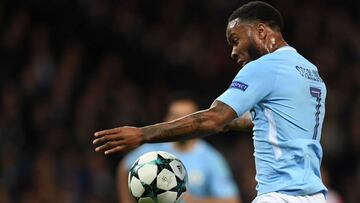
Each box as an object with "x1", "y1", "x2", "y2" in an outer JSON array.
[{"x1": 0, "y1": 0, "x2": 358, "y2": 202}]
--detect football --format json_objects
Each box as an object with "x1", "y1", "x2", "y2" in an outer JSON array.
[{"x1": 128, "y1": 151, "x2": 188, "y2": 203}]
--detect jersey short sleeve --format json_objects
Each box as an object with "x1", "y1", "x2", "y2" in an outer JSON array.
[{"x1": 216, "y1": 59, "x2": 276, "y2": 117}]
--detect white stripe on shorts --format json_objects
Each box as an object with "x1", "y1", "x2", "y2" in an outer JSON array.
[{"x1": 252, "y1": 192, "x2": 326, "y2": 203}]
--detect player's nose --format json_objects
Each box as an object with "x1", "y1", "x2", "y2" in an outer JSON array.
[{"x1": 231, "y1": 48, "x2": 239, "y2": 60}]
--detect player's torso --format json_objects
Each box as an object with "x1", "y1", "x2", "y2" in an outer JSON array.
[{"x1": 251, "y1": 48, "x2": 327, "y2": 195}]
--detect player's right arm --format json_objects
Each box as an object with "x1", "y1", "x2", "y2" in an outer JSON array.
[
  {"x1": 93, "y1": 101, "x2": 237, "y2": 155},
  {"x1": 93, "y1": 59, "x2": 273, "y2": 155}
]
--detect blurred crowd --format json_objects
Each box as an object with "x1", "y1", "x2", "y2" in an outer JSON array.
[{"x1": 0, "y1": 0, "x2": 358, "y2": 202}]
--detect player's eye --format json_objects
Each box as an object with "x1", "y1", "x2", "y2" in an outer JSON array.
[{"x1": 231, "y1": 37, "x2": 239, "y2": 45}]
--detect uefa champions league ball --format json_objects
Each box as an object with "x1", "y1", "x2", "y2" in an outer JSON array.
[{"x1": 128, "y1": 151, "x2": 188, "y2": 203}]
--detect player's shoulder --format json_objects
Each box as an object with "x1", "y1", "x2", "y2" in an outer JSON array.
[
  {"x1": 249, "y1": 46, "x2": 317, "y2": 71},
  {"x1": 236, "y1": 55, "x2": 277, "y2": 78},
  {"x1": 256, "y1": 47, "x2": 292, "y2": 64},
  {"x1": 267, "y1": 46, "x2": 316, "y2": 69},
  {"x1": 240, "y1": 47, "x2": 292, "y2": 71}
]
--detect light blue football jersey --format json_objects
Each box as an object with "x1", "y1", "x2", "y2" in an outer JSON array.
[
  {"x1": 216, "y1": 46, "x2": 328, "y2": 196},
  {"x1": 124, "y1": 141, "x2": 239, "y2": 201}
]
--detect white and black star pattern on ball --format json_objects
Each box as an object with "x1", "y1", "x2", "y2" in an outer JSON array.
[{"x1": 128, "y1": 151, "x2": 188, "y2": 203}]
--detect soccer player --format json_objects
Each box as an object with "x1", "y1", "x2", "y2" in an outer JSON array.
[
  {"x1": 117, "y1": 98, "x2": 241, "y2": 203},
  {"x1": 93, "y1": 1, "x2": 328, "y2": 202}
]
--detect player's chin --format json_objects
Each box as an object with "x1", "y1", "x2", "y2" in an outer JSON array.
[
  {"x1": 237, "y1": 60, "x2": 249, "y2": 68},
  {"x1": 242, "y1": 60, "x2": 250, "y2": 67}
]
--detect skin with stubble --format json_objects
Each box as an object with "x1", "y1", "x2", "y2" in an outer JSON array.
[{"x1": 93, "y1": 18, "x2": 287, "y2": 155}]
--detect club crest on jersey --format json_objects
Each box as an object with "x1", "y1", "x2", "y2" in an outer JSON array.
[{"x1": 230, "y1": 81, "x2": 248, "y2": 91}]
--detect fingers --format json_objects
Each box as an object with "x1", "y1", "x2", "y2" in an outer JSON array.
[
  {"x1": 93, "y1": 132, "x2": 124, "y2": 154},
  {"x1": 95, "y1": 140, "x2": 124, "y2": 154},
  {"x1": 94, "y1": 127, "x2": 122, "y2": 137},
  {"x1": 93, "y1": 126, "x2": 141, "y2": 155},
  {"x1": 104, "y1": 146, "x2": 125, "y2": 155},
  {"x1": 93, "y1": 133, "x2": 121, "y2": 145}
]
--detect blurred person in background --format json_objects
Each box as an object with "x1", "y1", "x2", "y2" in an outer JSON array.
[{"x1": 117, "y1": 96, "x2": 241, "y2": 203}]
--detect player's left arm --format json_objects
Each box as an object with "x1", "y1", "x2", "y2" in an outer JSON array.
[
  {"x1": 223, "y1": 111, "x2": 253, "y2": 132},
  {"x1": 93, "y1": 100, "x2": 237, "y2": 155}
]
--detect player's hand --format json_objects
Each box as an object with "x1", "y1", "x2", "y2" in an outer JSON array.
[{"x1": 93, "y1": 126, "x2": 144, "y2": 155}]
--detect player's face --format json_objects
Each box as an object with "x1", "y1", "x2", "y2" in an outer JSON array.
[
  {"x1": 165, "y1": 100, "x2": 198, "y2": 121},
  {"x1": 165, "y1": 100, "x2": 198, "y2": 147},
  {"x1": 226, "y1": 19, "x2": 264, "y2": 67}
]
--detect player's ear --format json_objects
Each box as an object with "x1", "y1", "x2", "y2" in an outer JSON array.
[{"x1": 255, "y1": 23, "x2": 267, "y2": 40}]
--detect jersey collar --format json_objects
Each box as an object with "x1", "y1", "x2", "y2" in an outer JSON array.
[{"x1": 274, "y1": 46, "x2": 297, "y2": 53}]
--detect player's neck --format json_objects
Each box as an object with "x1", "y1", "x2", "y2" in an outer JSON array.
[
  {"x1": 265, "y1": 32, "x2": 288, "y2": 53},
  {"x1": 271, "y1": 40, "x2": 288, "y2": 52}
]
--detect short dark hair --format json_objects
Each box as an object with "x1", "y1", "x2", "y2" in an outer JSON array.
[{"x1": 228, "y1": 1, "x2": 284, "y2": 31}]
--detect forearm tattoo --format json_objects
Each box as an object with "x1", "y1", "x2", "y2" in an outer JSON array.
[
  {"x1": 141, "y1": 101, "x2": 236, "y2": 143},
  {"x1": 141, "y1": 111, "x2": 210, "y2": 143}
]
